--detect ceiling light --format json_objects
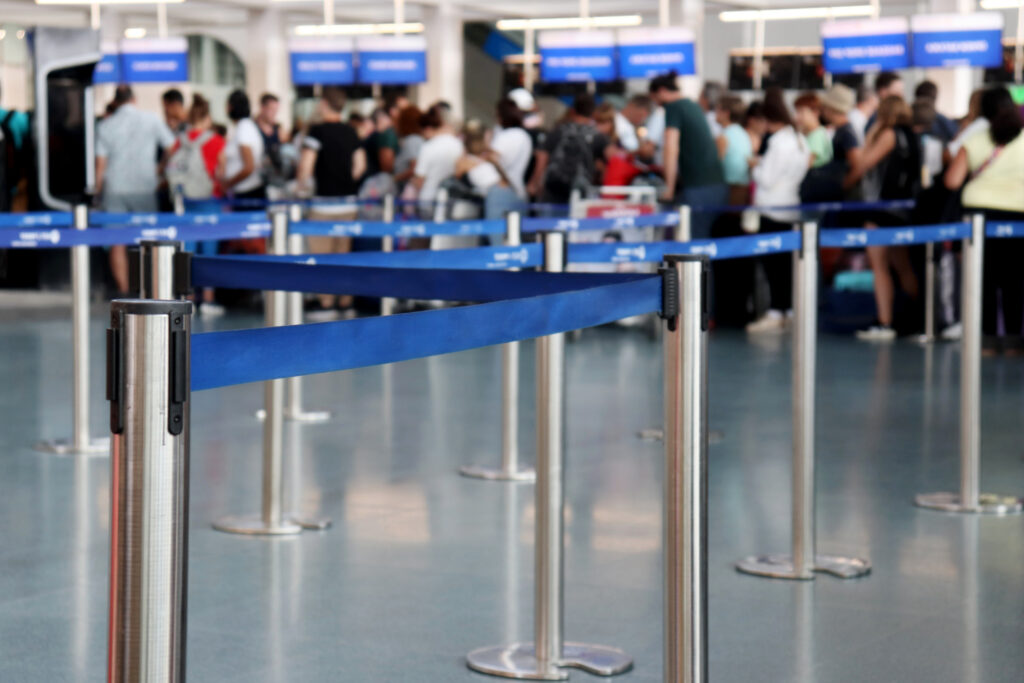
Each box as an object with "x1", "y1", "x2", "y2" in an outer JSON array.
[
  {"x1": 496, "y1": 15, "x2": 643, "y2": 31},
  {"x1": 719, "y1": 5, "x2": 874, "y2": 23},
  {"x1": 16, "y1": 30, "x2": 25, "y2": 39},
  {"x1": 979, "y1": 0, "x2": 1021, "y2": 8},
  {"x1": 293, "y1": 22, "x2": 425, "y2": 36},
  {"x1": 36, "y1": 0, "x2": 184, "y2": 4},
  {"x1": 124, "y1": 27, "x2": 147, "y2": 39},
  {"x1": 0, "y1": 30, "x2": 6, "y2": 41}
]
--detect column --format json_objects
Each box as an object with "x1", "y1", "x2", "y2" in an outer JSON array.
[
  {"x1": 927, "y1": 0, "x2": 978, "y2": 118},
  {"x1": 679, "y1": 0, "x2": 705, "y2": 98},
  {"x1": 420, "y1": 0, "x2": 464, "y2": 120},
  {"x1": 247, "y1": 8, "x2": 293, "y2": 131}
]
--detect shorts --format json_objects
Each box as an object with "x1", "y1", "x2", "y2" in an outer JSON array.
[{"x1": 103, "y1": 192, "x2": 158, "y2": 213}]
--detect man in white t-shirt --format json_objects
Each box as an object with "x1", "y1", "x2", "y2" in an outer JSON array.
[
  {"x1": 222, "y1": 90, "x2": 266, "y2": 199},
  {"x1": 491, "y1": 97, "x2": 534, "y2": 198},
  {"x1": 614, "y1": 95, "x2": 653, "y2": 153},
  {"x1": 413, "y1": 106, "x2": 463, "y2": 209},
  {"x1": 847, "y1": 84, "x2": 877, "y2": 147}
]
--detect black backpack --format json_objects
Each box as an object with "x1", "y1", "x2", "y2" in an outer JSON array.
[
  {"x1": 879, "y1": 125, "x2": 921, "y2": 200},
  {"x1": 544, "y1": 122, "x2": 595, "y2": 198}
]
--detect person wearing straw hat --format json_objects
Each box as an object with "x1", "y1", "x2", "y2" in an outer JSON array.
[{"x1": 800, "y1": 84, "x2": 863, "y2": 206}]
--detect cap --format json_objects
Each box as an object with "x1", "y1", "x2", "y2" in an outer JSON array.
[{"x1": 507, "y1": 88, "x2": 536, "y2": 113}]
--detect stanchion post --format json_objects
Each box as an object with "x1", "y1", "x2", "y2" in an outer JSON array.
[
  {"x1": 214, "y1": 209, "x2": 331, "y2": 535},
  {"x1": 284, "y1": 203, "x2": 331, "y2": 423},
  {"x1": 916, "y1": 241, "x2": 936, "y2": 344},
  {"x1": 915, "y1": 214, "x2": 1023, "y2": 514},
  {"x1": 106, "y1": 298, "x2": 192, "y2": 682},
  {"x1": 381, "y1": 193, "x2": 396, "y2": 317},
  {"x1": 460, "y1": 211, "x2": 535, "y2": 482},
  {"x1": 676, "y1": 205, "x2": 692, "y2": 243},
  {"x1": 466, "y1": 231, "x2": 632, "y2": 680},
  {"x1": 736, "y1": 222, "x2": 871, "y2": 579},
  {"x1": 134, "y1": 240, "x2": 183, "y2": 300},
  {"x1": 35, "y1": 204, "x2": 110, "y2": 456},
  {"x1": 662, "y1": 255, "x2": 708, "y2": 683}
]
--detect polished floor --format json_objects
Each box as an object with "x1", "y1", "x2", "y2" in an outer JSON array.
[{"x1": 1, "y1": 309, "x2": 1023, "y2": 682}]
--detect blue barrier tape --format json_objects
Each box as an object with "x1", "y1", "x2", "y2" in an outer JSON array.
[
  {"x1": 819, "y1": 223, "x2": 970, "y2": 248},
  {"x1": 214, "y1": 244, "x2": 544, "y2": 270},
  {"x1": 523, "y1": 212, "x2": 679, "y2": 233},
  {"x1": 0, "y1": 212, "x2": 72, "y2": 228},
  {"x1": 986, "y1": 221, "x2": 1024, "y2": 239},
  {"x1": 0, "y1": 222, "x2": 270, "y2": 248},
  {"x1": 567, "y1": 232, "x2": 801, "y2": 263},
  {"x1": 191, "y1": 257, "x2": 647, "y2": 301},
  {"x1": 685, "y1": 198, "x2": 917, "y2": 215},
  {"x1": 191, "y1": 274, "x2": 662, "y2": 391},
  {"x1": 291, "y1": 218, "x2": 506, "y2": 238},
  {"x1": 90, "y1": 211, "x2": 270, "y2": 227}
]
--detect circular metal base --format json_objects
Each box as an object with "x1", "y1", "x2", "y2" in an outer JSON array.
[
  {"x1": 459, "y1": 464, "x2": 536, "y2": 482},
  {"x1": 636, "y1": 428, "x2": 724, "y2": 444},
  {"x1": 212, "y1": 514, "x2": 331, "y2": 536},
  {"x1": 736, "y1": 553, "x2": 872, "y2": 580},
  {"x1": 466, "y1": 642, "x2": 633, "y2": 680},
  {"x1": 914, "y1": 492, "x2": 1024, "y2": 515},
  {"x1": 34, "y1": 437, "x2": 110, "y2": 457},
  {"x1": 255, "y1": 409, "x2": 332, "y2": 423}
]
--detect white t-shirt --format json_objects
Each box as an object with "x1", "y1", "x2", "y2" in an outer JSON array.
[
  {"x1": 752, "y1": 126, "x2": 810, "y2": 222},
  {"x1": 491, "y1": 127, "x2": 533, "y2": 197},
  {"x1": 847, "y1": 108, "x2": 868, "y2": 147},
  {"x1": 646, "y1": 107, "x2": 666, "y2": 164},
  {"x1": 614, "y1": 112, "x2": 639, "y2": 152},
  {"x1": 414, "y1": 132, "x2": 463, "y2": 201},
  {"x1": 224, "y1": 118, "x2": 265, "y2": 194},
  {"x1": 948, "y1": 118, "x2": 989, "y2": 157}
]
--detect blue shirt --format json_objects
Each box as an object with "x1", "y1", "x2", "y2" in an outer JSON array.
[
  {"x1": 0, "y1": 109, "x2": 30, "y2": 150},
  {"x1": 721, "y1": 123, "x2": 751, "y2": 186}
]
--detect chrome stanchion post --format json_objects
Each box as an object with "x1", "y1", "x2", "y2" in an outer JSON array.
[
  {"x1": 136, "y1": 240, "x2": 182, "y2": 300},
  {"x1": 915, "y1": 241, "x2": 937, "y2": 344},
  {"x1": 36, "y1": 203, "x2": 109, "y2": 456},
  {"x1": 215, "y1": 210, "x2": 331, "y2": 535},
  {"x1": 662, "y1": 255, "x2": 708, "y2": 683},
  {"x1": 737, "y1": 223, "x2": 871, "y2": 579},
  {"x1": 466, "y1": 232, "x2": 632, "y2": 680},
  {"x1": 676, "y1": 205, "x2": 692, "y2": 244},
  {"x1": 460, "y1": 212, "x2": 535, "y2": 482},
  {"x1": 915, "y1": 214, "x2": 1023, "y2": 514},
  {"x1": 381, "y1": 193, "x2": 396, "y2": 317},
  {"x1": 284, "y1": 203, "x2": 331, "y2": 423},
  {"x1": 106, "y1": 298, "x2": 192, "y2": 682}
]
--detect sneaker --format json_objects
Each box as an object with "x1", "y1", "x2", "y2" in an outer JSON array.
[
  {"x1": 746, "y1": 310, "x2": 785, "y2": 334},
  {"x1": 198, "y1": 301, "x2": 225, "y2": 317},
  {"x1": 941, "y1": 323, "x2": 962, "y2": 341},
  {"x1": 856, "y1": 325, "x2": 896, "y2": 342},
  {"x1": 305, "y1": 302, "x2": 340, "y2": 322}
]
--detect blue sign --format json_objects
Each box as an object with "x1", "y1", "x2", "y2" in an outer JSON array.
[
  {"x1": 290, "y1": 52, "x2": 354, "y2": 85},
  {"x1": 120, "y1": 52, "x2": 188, "y2": 82},
  {"x1": 823, "y1": 33, "x2": 910, "y2": 73},
  {"x1": 93, "y1": 53, "x2": 121, "y2": 84},
  {"x1": 911, "y1": 29, "x2": 1003, "y2": 68},
  {"x1": 540, "y1": 47, "x2": 616, "y2": 83},
  {"x1": 618, "y1": 42, "x2": 696, "y2": 78},
  {"x1": 357, "y1": 50, "x2": 427, "y2": 84}
]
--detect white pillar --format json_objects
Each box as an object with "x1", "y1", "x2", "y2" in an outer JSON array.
[
  {"x1": 420, "y1": 0, "x2": 464, "y2": 121},
  {"x1": 679, "y1": 0, "x2": 705, "y2": 98},
  {"x1": 926, "y1": 0, "x2": 978, "y2": 118},
  {"x1": 247, "y1": 8, "x2": 293, "y2": 131}
]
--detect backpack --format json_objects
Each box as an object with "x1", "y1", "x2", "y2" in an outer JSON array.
[
  {"x1": 0, "y1": 110, "x2": 29, "y2": 212},
  {"x1": 165, "y1": 131, "x2": 215, "y2": 199},
  {"x1": 544, "y1": 122, "x2": 595, "y2": 198},
  {"x1": 879, "y1": 125, "x2": 921, "y2": 200}
]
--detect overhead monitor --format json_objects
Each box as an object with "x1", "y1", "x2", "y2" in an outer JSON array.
[
  {"x1": 538, "y1": 30, "x2": 616, "y2": 83},
  {"x1": 910, "y1": 12, "x2": 1004, "y2": 68},
  {"x1": 821, "y1": 17, "x2": 910, "y2": 74}
]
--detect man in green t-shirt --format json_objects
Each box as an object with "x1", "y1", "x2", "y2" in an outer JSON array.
[{"x1": 649, "y1": 73, "x2": 727, "y2": 238}]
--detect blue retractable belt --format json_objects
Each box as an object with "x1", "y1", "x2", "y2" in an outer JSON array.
[
  {"x1": 0, "y1": 222, "x2": 270, "y2": 249},
  {"x1": 819, "y1": 223, "x2": 971, "y2": 248},
  {"x1": 212, "y1": 244, "x2": 544, "y2": 271},
  {"x1": 291, "y1": 218, "x2": 507, "y2": 238},
  {"x1": 0, "y1": 212, "x2": 72, "y2": 228},
  {"x1": 986, "y1": 221, "x2": 1024, "y2": 239},
  {"x1": 90, "y1": 211, "x2": 270, "y2": 227},
  {"x1": 522, "y1": 212, "x2": 679, "y2": 233}
]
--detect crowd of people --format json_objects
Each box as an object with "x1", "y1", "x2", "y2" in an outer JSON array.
[{"x1": 85, "y1": 73, "x2": 1024, "y2": 349}]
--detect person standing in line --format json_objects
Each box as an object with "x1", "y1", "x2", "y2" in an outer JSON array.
[
  {"x1": 614, "y1": 95, "x2": 653, "y2": 153},
  {"x1": 220, "y1": 90, "x2": 266, "y2": 202},
  {"x1": 296, "y1": 86, "x2": 365, "y2": 319},
  {"x1": 746, "y1": 97, "x2": 810, "y2": 334},
  {"x1": 794, "y1": 92, "x2": 833, "y2": 168},
  {"x1": 947, "y1": 89, "x2": 988, "y2": 161},
  {"x1": 412, "y1": 105, "x2": 463, "y2": 219},
  {"x1": 505, "y1": 88, "x2": 547, "y2": 198},
  {"x1": 847, "y1": 84, "x2": 877, "y2": 147},
  {"x1": 527, "y1": 94, "x2": 607, "y2": 208},
  {"x1": 255, "y1": 93, "x2": 286, "y2": 188},
  {"x1": 914, "y1": 80, "x2": 958, "y2": 144},
  {"x1": 699, "y1": 81, "x2": 725, "y2": 138},
  {"x1": 161, "y1": 88, "x2": 187, "y2": 134},
  {"x1": 393, "y1": 105, "x2": 424, "y2": 188},
  {"x1": 714, "y1": 95, "x2": 754, "y2": 205},
  {"x1": 488, "y1": 97, "x2": 533, "y2": 217},
  {"x1": 865, "y1": 71, "x2": 904, "y2": 131},
  {"x1": 817, "y1": 84, "x2": 863, "y2": 202},
  {"x1": 95, "y1": 85, "x2": 175, "y2": 294},
  {"x1": 946, "y1": 86, "x2": 1024, "y2": 356},
  {"x1": 651, "y1": 72, "x2": 727, "y2": 239}
]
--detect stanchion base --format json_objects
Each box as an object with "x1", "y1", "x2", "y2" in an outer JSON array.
[
  {"x1": 33, "y1": 437, "x2": 110, "y2": 456},
  {"x1": 736, "y1": 553, "x2": 871, "y2": 580},
  {"x1": 459, "y1": 464, "x2": 536, "y2": 482},
  {"x1": 212, "y1": 514, "x2": 329, "y2": 536},
  {"x1": 637, "y1": 428, "x2": 724, "y2": 444},
  {"x1": 914, "y1": 492, "x2": 1024, "y2": 515},
  {"x1": 466, "y1": 642, "x2": 633, "y2": 680},
  {"x1": 913, "y1": 334, "x2": 935, "y2": 345},
  {"x1": 255, "y1": 409, "x2": 333, "y2": 423}
]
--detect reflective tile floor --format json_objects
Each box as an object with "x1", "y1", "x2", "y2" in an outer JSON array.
[{"x1": 1, "y1": 311, "x2": 1024, "y2": 682}]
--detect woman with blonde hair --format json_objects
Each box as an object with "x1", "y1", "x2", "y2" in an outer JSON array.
[{"x1": 845, "y1": 95, "x2": 922, "y2": 341}]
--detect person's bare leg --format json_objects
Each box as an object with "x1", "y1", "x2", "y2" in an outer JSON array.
[
  {"x1": 867, "y1": 242, "x2": 894, "y2": 327},
  {"x1": 333, "y1": 234, "x2": 354, "y2": 309},
  {"x1": 306, "y1": 233, "x2": 337, "y2": 309},
  {"x1": 890, "y1": 246, "x2": 919, "y2": 300},
  {"x1": 109, "y1": 245, "x2": 130, "y2": 294}
]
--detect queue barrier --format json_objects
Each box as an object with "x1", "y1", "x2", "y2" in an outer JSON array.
[{"x1": 106, "y1": 228, "x2": 711, "y2": 682}]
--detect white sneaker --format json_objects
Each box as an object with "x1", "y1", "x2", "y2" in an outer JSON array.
[
  {"x1": 856, "y1": 325, "x2": 896, "y2": 342},
  {"x1": 199, "y1": 302, "x2": 225, "y2": 317},
  {"x1": 941, "y1": 323, "x2": 962, "y2": 341},
  {"x1": 746, "y1": 310, "x2": 786, "y2": 334},
  {"x1": 305, "y1": 307, "x2": 341, "y2": 322}
]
